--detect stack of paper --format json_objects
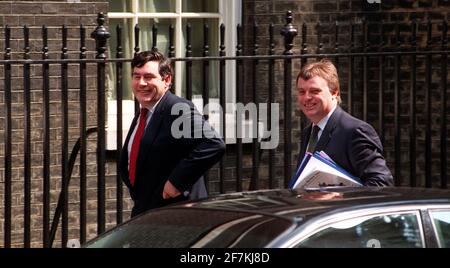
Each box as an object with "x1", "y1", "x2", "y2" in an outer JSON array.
[{"x1": 289, "y1": 151, "x2": 363, "y2": 189}]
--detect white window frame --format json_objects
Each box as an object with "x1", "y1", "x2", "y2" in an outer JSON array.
[
  {"x1": 107, "y1": 0, "x2": 242, "y2": 149},
  {"x1": 108, "y1": 0, "x2": 240, "y2": 101}
]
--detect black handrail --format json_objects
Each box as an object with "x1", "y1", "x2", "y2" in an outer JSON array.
[{"x1": 48, "y1": 127, "x2": 97, "y2": 248}]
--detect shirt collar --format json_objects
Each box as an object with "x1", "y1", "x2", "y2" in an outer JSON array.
[
  {"x1": 141, "y1": 92, "x2": 165, "y2": 113},
  {"x1": 315, "y1": 105, "x2": 337, "y2": 130}
]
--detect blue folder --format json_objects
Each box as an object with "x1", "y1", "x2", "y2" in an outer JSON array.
[{"x1": 288, "y1": 152, "x2": 312, "y2": 188}]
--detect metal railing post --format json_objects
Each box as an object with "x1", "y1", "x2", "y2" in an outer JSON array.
[
  {"x1": 280, "y1": 11, "x2": 297, "y2": 187},
  {"x1": 91, "y1": 12, "x2": 110, "y2": 235}
]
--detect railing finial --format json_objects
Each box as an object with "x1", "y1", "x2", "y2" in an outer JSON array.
[
  {"x1": 91, "y1": 12, "x2": 110, "y2": 59},
  {"x1": 280, "y1": 10, "x2": 298, "y2": 55}
]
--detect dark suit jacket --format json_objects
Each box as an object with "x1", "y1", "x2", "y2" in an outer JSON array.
[
  {"x1": 120, "y1": 91, "x2": 225, "y2": 217},
  {"x1": 298, "y1": 106, "x2": 394, "y2": 186}
]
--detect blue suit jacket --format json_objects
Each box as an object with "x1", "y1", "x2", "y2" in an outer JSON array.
[
  {"x1": 120, "y1": 91, "x2": 225, "y2": 217},
  {"x1": 298, "y1": 106, "x2": 394, "y2": 186}
]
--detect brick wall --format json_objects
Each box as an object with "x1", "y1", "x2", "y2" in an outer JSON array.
[{"x1": 0, "y1": 0, "x2": 126, "y2": 248}]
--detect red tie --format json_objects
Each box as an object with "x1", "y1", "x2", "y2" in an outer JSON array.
[{"x1": 129, "y1": 108, "x2": 148, "y2": 186}]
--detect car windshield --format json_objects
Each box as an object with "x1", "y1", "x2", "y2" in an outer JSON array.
[{"x1": 84, "y1": 208, "x2": 293, "y2": 248}]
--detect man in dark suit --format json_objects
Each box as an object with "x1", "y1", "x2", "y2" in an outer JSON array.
[
  {"x1": 120, "y1": 50, "x2": 225, "y2": 217},
  {"x1": 296, "y1": 59, "x2": 393, "y2": 186}
]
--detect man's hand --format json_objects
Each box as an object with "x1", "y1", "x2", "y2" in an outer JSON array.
[{"x1": 162, "y1": 180, "x2": 181, "y2": 199}]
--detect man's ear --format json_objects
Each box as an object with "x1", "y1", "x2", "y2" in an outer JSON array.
[
  {"x1": 163, "y1": 75, "x2": 172, "y2": 88},
  {"x1": 331, "y1": 88, "x2": 339, "y2": 98}
]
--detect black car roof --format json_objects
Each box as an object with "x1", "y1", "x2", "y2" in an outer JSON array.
[
  {"x1": 181, "y1": 187, "x2": 450, "y2": 220},
  {"x1": 85, "y1": 187, "x2": 450, "y2": 248}
]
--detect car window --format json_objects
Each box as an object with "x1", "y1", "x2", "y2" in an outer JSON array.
[
  {"x1": 429, "y1": 210, "x2": 450, "y2": 248},
  {"x1": 295, "y1": 212, "x2": 424, "y2": 248},
  {"x1": 84, "y1": 208, "x2": 293, "y2": 248}
]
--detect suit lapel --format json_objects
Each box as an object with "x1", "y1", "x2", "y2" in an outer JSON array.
[
  {"x1": 315, "y1": 106, "x2": 342, "y2": 152},
  {"x1": 124, "y1": 114, "x2": 139, "y2": 152},
  {"x1": 121, "y1": 112, "x2": 139, "y2": 187},
  {"x1": 297, "y1": 106, "x2": 342, "y2": 168},
  {"x1": 135, "y1": 91, "x2": 170, "y2": 171},
  {"x1": 298, "y1": 124, "x2": 311, "y2": 165}
]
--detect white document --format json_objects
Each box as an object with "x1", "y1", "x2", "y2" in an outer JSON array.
[{"x1": 292, "y1": 151, "x2": 363, "y2": 189}]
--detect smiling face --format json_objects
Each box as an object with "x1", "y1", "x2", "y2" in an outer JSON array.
[
  {"x1": 297, "y1": 75, "x2": 338, "y2": 124},
  {"x1": 131, "y1": 61, "x2": 172, "y2": 107}
]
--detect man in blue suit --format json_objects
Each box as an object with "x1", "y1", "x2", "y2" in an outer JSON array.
[
  {"x1": 296, "y1": 59, "x2": 393, "y2": 186},
  {"x1": 120, "y1": 50, "x2": 225, "y2": 217}
]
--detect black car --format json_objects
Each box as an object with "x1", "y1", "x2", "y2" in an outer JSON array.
[{"x1": 84, "y1": 187, "x2": 450, "y2": 248}]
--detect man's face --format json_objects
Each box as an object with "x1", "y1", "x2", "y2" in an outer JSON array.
[
  {"x1": 132, "y1": 61, "x2": 171, "y2": 107},
  {"x1": 297, "y1": 75, "x2": 337, "y2": 124}
]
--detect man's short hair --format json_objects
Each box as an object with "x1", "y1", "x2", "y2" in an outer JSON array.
[
  {"x1": 131, "y1": 50, "x2": 173, "y2": 79},
  {"x1": 296, "y1": 58, "x2": 341, "y2": 104}
]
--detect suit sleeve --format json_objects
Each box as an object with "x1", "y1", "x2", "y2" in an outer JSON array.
[
  {"x1": 167, "y1": 103, "x2": 226, "y2": 192},
  {"x1": 348, "y1": 123, "x2": 394, "y2": 186}
]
